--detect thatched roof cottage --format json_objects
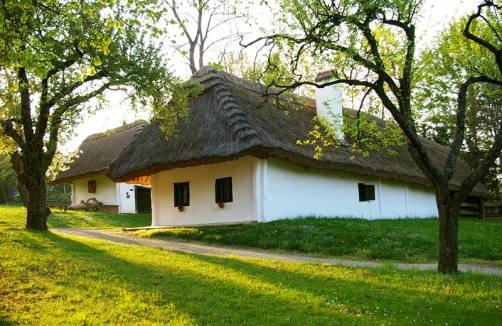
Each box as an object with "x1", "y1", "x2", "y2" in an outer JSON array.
[
  {"x1": 98, "y1": 66, "x2": 488, "y2": 226},
  {"x1": 52, "y1": 121, "x2": 152, "y2": 214}
]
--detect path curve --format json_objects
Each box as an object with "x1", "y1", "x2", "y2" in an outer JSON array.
[{"x1": 52, "y1": 228, "x2": 502, "y2": 276}]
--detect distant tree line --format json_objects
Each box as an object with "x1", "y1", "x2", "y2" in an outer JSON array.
[{"x1": 0, "y1": 154, "x2": 17, "y2": 204}]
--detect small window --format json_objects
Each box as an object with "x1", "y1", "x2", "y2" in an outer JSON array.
[
  {"x1": 174, "y1": 182, "x2": 189, "y2": 207},
  {"x1": 88, "y1": 180, "x2": 96, "y2": 193},
  {"x1": 215, "y1": 177, "x2": 233, "y2": 203},
  {"x1": 358, "y1": 183, "x2": 375, "y2": 202}
]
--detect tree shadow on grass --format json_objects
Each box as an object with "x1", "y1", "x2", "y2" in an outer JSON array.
[
  {"x1": 3, "y1": 230, "x2": 364, "y2": 324},
  {"x1": 2, "y1": 230, "x2": 501, "y2": 325},
  {"x1": 178, "y1": 252, "x2": 502, "y2": 325},
  {"x1": 0, "y1": 315, "x2": 15, "y2": 326}
]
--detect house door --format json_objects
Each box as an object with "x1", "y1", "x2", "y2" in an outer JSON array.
[{"x1": 135, "y1": 186, "x2": 152, "y2": 214}]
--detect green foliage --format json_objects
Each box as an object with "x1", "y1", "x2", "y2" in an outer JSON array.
[
  {"x1": 137, "y1": 216, "x2": 502, "y2": 265},
  {"x1": 151, "y1": 79, "x2": 204, "y2": 139},
  {"x1": 416, "y1": 13, "x2": 502, "y2": 199},
  {"x1": 415, "y1": 15, "x2": 501, "y2": 141},
  {"x1": 242, "y1": 51, "x2": 317, "y2": 97},
  {"x1": 1, "y1": 207, "x2": 502, "y2": 325},
  {"x1": 0, "y1": 154, "x2": 16, "y2": 203},
  {"x1": 268, "y1": 0, "x2": 424, "y2": 91},
  {"x1": 297, "y1": 112, "x2": 406, "y2": 159},
  {"x1": 46, "y1": 183, "x2": 71, "y2": 203},
  {"x1": 0, "y1": 0, "x2": 195, "y2": 228},
  {"x1": 218, "y1": 50, "x2": 317, "y2": 97},
  {"x1": 0, "y1": 0, "x2": 181, "y2": 159},
  {"x1": 207, "y1": 61, "x2": 225, "y2": 70}
]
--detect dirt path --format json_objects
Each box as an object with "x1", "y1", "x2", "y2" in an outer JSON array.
[{"x1": 52, "y1": 228, "x2": 502, "y2": 276}]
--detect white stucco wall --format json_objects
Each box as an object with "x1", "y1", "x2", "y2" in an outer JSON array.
[
  {"x1": 72, "y1": 175, "x2": 149, "y2": 213},
  {"x1": 150, "y1": 156, "x2": 256, "y2": 226},
  {"x1": 117, "y1": 183, "x2": 139, "y2": 214},
  {"x1": 261, "y1": 157, "x2": 439, "y2": 221},
  {"x1": 72, "y1": 174, "x2": 118, "y2": 206},
  {"x1": 150, "y1": 155, "x2": 438, "y2": 226}
]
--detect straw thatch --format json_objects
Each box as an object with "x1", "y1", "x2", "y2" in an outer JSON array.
[
  {"x1": 104, "y1": 66, "x2": 488, "y2": 197},
  {"x1": 52, "y1": 120, "x2": 148, "y2": 184}
]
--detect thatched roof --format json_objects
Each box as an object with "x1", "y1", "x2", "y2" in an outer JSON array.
[
  {"x1": 104, "y1": 66, "x2": 489, "y2": 197},
  {"x1": 52, "y1": 120, "x2": 148, "y2": 184}
]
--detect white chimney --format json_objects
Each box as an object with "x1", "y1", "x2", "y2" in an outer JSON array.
[{"x1": 315, "y1": 71, "x2": 343, "y2": 139}]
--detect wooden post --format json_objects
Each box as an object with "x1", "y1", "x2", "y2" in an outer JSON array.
[{"x1": 64, "y1": 201, "x2": 68, "y2": 212}]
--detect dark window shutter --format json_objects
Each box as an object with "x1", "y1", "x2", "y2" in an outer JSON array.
[
  {"x1": 358, "y1": 183, "x2": 366, "y2": 201},
  {"x1": 174, "y1": 182, "x2": 189, "y2": 207},
  {"x1": 358, "y1": 183, "x2": 375, "y2": 201},
  {"x1": 365, "y1": 185, "x2": 375, "y2": 201},
  {"x1": 215, "y1": 177, "x2": 233, "y2": 203},
  {"x1": 88, "y1": 180, "x2": 96, "y2": 193}
]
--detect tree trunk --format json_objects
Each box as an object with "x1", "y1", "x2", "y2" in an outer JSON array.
[
  {"x1": 437, "y1": 193, "x2": 459, "y2": 274},
  {"x1": 25, "y1": 172, "x2": 50, "y2": 230},
  {"x1": 15, "y1": 179, "x2": 30, "y2": 207},
  {"x1": 13, "y1": 151, "x2": 50, "y2": 230},
  {"x1": 10, "y1": 152, "x2": 30, "y2": 207}
]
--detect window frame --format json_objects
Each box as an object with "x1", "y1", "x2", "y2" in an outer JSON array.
[
  {"x1": 174, "y1": 182, "x2": 190, "y2": 207},
  {"x1": 215, "y1": 177, "x2": 233, "y2": 203},
  {"x1": 358, "y1": 183, "x2": 375, "y2": 202},
  {"x1": 88, "y1": 180, "x2": 96, "y2": 193}
]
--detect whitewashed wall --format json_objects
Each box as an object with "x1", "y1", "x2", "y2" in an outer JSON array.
[
  {"x1": 261, "y1": 157, "x2": 438, "y2": 221},
  {"x1": 150, "y1": 156, "x2": 256, "y2": 226},
  {"x1": 72, "y1": 175, "x2": 147, "y2": 213},
  {"x1": 116, "y1": 183, "x2": 139, "y2": 214},
  {"x1": 72, "y1": 174, "x2": 117, "y2": 206},
  {"x1": 150, "y1": 155, "x2": 438, "y2": 226}
]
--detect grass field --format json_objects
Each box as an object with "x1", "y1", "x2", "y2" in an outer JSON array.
[
  {"x1": 1, "y1": 207, "x2": 501, "y2": 325},
  {"x1": 47, "y1": 208, "x2": 152, "y2": 229},
  {"x1": 135, "y1": 216, "x2": 502, "y2": 266}
]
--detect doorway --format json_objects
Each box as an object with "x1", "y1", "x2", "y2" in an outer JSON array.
[{"x1": 135, "y1": 186, "x2": 152, "y2": 214}]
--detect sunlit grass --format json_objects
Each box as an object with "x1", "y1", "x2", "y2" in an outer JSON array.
[
  {"x1": 1, "y1": 207, "x2": 501, "y2": 325},
  {"x1": 48, "y1": 209, "x2": 151, "y2": 229},
  {"x1": 135, "y1": 216, "x2": 502, "y2": 266},
  {"x1": 5, "y1": 206, "x2": 501, "y2": 266},
  {"x1": 0, "y1": 206, "x2": 151, "y2": 229}
]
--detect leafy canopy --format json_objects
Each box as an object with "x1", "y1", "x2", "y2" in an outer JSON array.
[
  {"x1": 415, "y1": 10, "x2": 502, "y2": 199},
  {"x1": 0, "y1": 0, "x2": 200, "y2": 160}
]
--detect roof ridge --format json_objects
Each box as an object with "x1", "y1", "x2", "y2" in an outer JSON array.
[
  {"x1": 84, "y1": 120, "x2": 147, "y2": 142},
  {"x1": 194, "y1": 66, "x2": 258, "y2": 143}
]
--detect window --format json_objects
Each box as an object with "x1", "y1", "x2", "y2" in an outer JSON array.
[
  {"x1": 215, "y1": 177, "x2": 233, "y2": 203},
  {"x1": 358, "y1": 183, "x2": 375, "y2": 202},
  {"x1": 88, "y1": 180, "x2": 96, "y2": 193},
  {"x1": 174, "y1": 182, "x2": 189, "y2": 207}
]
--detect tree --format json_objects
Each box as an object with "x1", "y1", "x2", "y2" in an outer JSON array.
[
  {"x1": 164, "y1": 0, "x2": 247, "y2": 74},
  {"x1": 0, "y1": 0, "x2": 189, "y2": 230},
  {"x1": 417, "y1": 17, "x2": 502, "y2": 201},
  {"x1": 245, "y1": 0, "x2": 502, "y2": 273},
  {"x1": 219, "y1": 51, "x2": 317, "y2": 97},
  {"x1": 0, "y1": 154, "x2": 17, "y2": 204}
]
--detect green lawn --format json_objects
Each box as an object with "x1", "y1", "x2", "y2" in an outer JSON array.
[
  {"x1": 1, "y1": 207, "x2": 502, "y2": 325},
  {"x1": 47, "y1": 208, "x2": 152, "y2": 229},
  {"x1": 135, "y1": 216, "x2": 502, "y2": 266}
]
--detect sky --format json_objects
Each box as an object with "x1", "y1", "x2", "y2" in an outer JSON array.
[{"x1": 61, "y1": 0, "x2": 478, "y2": 153}]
